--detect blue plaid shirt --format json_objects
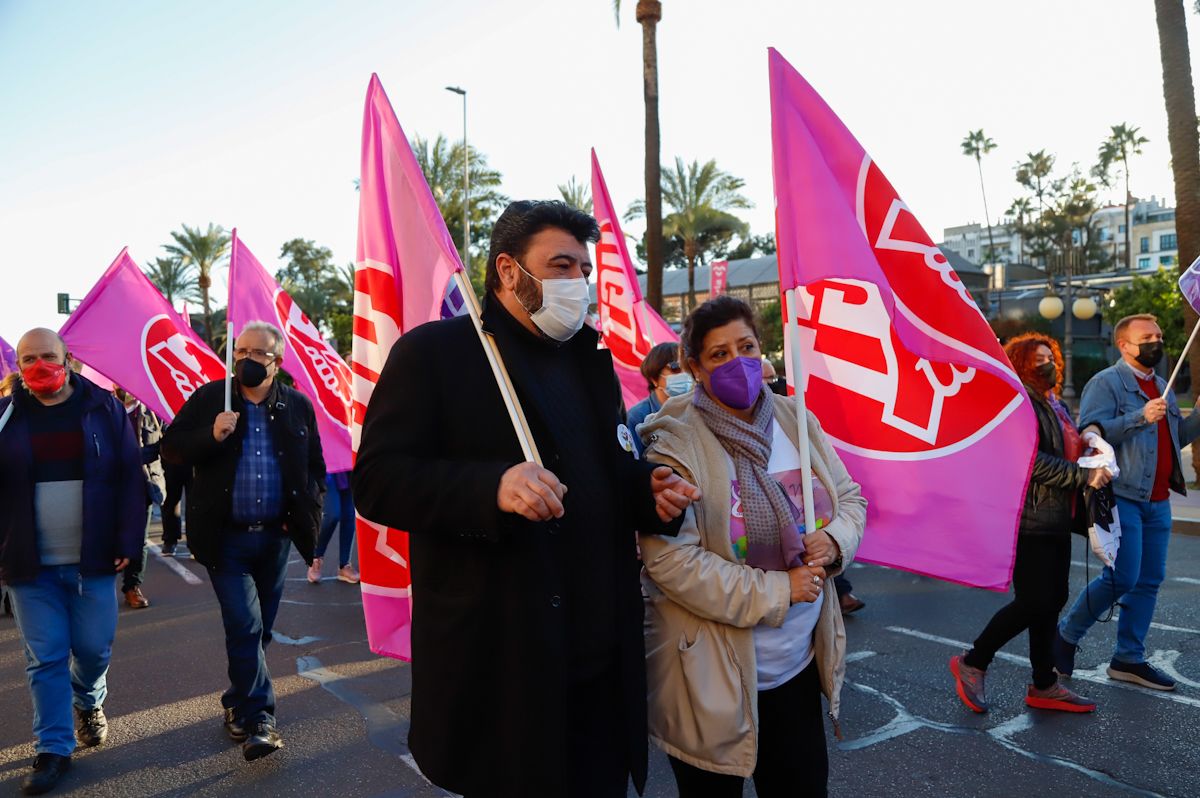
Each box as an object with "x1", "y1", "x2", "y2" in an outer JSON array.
[{"x1": 231, "y1": 401, "x2": 284, "y2": 524}]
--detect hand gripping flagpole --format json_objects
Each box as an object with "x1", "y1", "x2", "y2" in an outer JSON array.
[
  {"x1": 452, "y1": 271, "x2": 542, "y2": 465},
  {"x1": 784, "y1": 288, "x2": 818, "y2": 543}
]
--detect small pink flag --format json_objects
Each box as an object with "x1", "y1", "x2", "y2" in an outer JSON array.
[
  {"x1": 1179, "y1": 256, "x2": 1200, "y2": 313},
  {"x1": 591, "y1": 150, "x2": 679, "y2": 408},
  {"x1": 0, "y1": 335, "x2": 16, "y2": 378},
  {"x1": 710, "y1": 260, "x2": 729, "y2": 297},
  {"x1": 769, "y1": 49, "x2": 1035, "y2": 590},
  {"x1": 60, "y1": 249, "x2": 227, "y2": 421},
  {"x1": 227, "y1": 230, "x2": 354, "y2": 473},
  {"x1": 353, "y1": 75, "x2": 467, "y2": 661}
]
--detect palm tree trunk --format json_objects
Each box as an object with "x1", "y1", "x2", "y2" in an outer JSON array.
[
  {"x1": 976, "y1": 157, "x2": 996, "y2": 263},
  {"x1": 202, "y1": 287, "x2": 214, "y2": 349},
  {"x1": 637, "y1": 0, "x2": 664, "y2": 313},
  {"x1": 1156, "y1": 0, "x2": 1200, "y2": 478},
  {"x1": 687, "y1": 252, "x2": 697, "y2": 311},
  {"x1": 1124, "y1": 158, "x2": 1133, "y2": 270}
]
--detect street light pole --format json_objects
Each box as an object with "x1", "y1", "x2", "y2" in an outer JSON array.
[
  {"x1": 446, "y1": 86, "x2": 469, "y2": 270},
  {"x1": 1063, "y1": 250, "x2": 1075, "y2": 401}
]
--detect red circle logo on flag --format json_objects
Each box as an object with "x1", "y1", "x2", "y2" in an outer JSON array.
[
  {"x1": 274, "y1": 290, "x2": 353, "y2": 428},
  {"x1": 140, "y1": 315, "x2": 227, "y2": 417}
]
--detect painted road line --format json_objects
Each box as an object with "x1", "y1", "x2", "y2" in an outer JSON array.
[
  {"x1": 886, "y1": 625, "x2": 1200, "y2": 710},
  {"x1": 272, "y1": 632, "x2": 322, "y2": 646},
  {"x1": 1070, "y1": 559, "x2": 1200, "y2": 587},
  {"x1": 148, "y1": 543, "x2": 203, "y2": 585}
]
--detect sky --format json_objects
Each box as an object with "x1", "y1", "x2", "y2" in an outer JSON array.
[{"x1": 2, "y1": 0, "x2": 1198, "y2": 340}]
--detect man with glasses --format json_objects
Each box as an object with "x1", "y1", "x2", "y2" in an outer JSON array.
[{"x1": 162, "y1": 321, "x2": 325, "y2": 761}]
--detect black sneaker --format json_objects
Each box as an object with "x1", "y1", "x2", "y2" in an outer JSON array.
[
  {"x1": 160, "y1": 542, "x2": 177, "y2": 557},
  {"x1": 223, "y1": 708, "x2": 248, "y2": 743},
  {"x1": 242, "y1": 721, "x2": 283, "y2": 761},
  {"x1": 1052, "y1": 629, "x2": 1077, "y2": 677},
  {"x1": 20, "y1": 753, "x2": 70, "y2": 795},
  {"x1": 74, "y1": 706, "x2": 107, "y2": 747},
  {"x1": 1107, "y1": 660, "x2": 1176, "y2": 691}
]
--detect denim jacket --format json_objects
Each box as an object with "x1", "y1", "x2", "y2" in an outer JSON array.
[{"x1": 1078, "y1": 359, "x2": 1200, "y2": 502}]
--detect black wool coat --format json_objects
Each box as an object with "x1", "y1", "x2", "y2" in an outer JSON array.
[
  {"x1": 160, "y1": 379, "x2": 326, "y2": 567},
  {"x1": 353, "y1": 296, "x2": 677, "y2": 797}
]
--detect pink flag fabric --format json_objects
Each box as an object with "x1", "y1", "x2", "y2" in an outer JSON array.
[
  {"x1": 710, "y1": 260, "x2": 729, "y2": 297},
  {"x1": 353, "y1": 75, "x2": 466, "y2": 661},
  {"x1": 79, "y1": 364, "x2": 114, "y2": 392},
  {"x1": 227, "y1": 231, "x2": 355, "y2": 473},
  {"x1": 769, "y1": 48, "x2": 1035, "y2": 590},
  {"x1": 591, "y1": 150, "x2": 679, "y2": 408},
  {"x1": 60, "y1": 249, "x2": 227, "y2": 422},
  {"x1": 1179, "y1": 255, "x2": 1200, "y2": 313},
  {"x1": 0, "y1": 335, "x2": 16, "y2": 378}
]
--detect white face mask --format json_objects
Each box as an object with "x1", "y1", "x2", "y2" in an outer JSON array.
[
  {"x1": 664, "y1": 373, "x2": 694, "y2": 397},
  {"x1": 513, "y1": 259, "x2": 590, "y2": 342}
]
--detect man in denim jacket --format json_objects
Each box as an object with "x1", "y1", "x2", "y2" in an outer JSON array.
[{"x1": 1055, "y1": 314, "x2": 1200, "y2": 690}]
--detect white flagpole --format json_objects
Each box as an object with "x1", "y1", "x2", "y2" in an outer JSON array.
[
  {"x1": 637, "y1": 301, "x2": 657, "y2": 348},
  {"x1": 1165, "y1": 318, "x2": 1200, "y2": 395},
  {"x1": 784, "y1": 288, "x2": 818, "y2": 541},
  {"x1": 225, "y1": 321, "x2": 233, "y2": 412}
]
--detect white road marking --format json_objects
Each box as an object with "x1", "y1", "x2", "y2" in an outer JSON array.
[
  {"x1": 886, "y1": 625, "x2": 1200, "y2": 710},
  {"x1": 845, "y1": 650, "x2": 877, "y2": 663},
  {"x1": 1146, "y1": 650, "x2": 1200, "y2": 690},
  {"x1": 1070, "y1": 559, "x2": 1200, "y2": 587},
  {"x1": 148, "y1": 543, "x2": 203, "y2": 585}
]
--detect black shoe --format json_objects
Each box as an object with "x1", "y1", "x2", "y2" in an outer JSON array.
[
  {"x1": 1107, "y1": 660, "x2": 1176, "y2": 691},
  {"x1": 223, "y1": 708, "x2": 248, "y2": 743},
  {"x1": 74, "y1": 706, "x2": 107, "y2": 747},
  {"x1": 242, "y1": 721, "x2": 283, "y2": 761},
  {"x1": 21, "y1": 753, "x2": 70, "y2": 795},
  {"x1": 1052, "y1": 629, "x2": 1077, "y2": 677},
  {"x1": 160, "y1": 542, "x2": 177, "y2": 556}
]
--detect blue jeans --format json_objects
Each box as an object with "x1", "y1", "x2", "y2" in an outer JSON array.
[
  {"x1": 1060, "y1": 496, "x2": 1172, "y2": 663},
  {"x1": 316, "y1": 478, "x2": 355, "y2": 567},
  {"x1": 7, "y1": 566, "x2": 119, "y2": 756},
  {"x1": 207, "y1": 529, "x2": 291, "y2": 726}
]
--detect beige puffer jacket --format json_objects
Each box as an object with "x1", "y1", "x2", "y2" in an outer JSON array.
[{"x1": 639, "y1": 394, "x2": 866, "y2": 777}]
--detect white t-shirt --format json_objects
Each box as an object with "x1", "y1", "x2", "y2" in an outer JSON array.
[{"x1": 726, "y1": 422, "x2": 827, "y2": 690}]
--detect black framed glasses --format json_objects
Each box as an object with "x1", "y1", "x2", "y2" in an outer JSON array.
[{"x1": 234, "y1": 348, "x2": 278, "y2": 362}]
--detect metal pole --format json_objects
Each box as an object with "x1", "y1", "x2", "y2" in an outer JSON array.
[{"x1": 1063, "y1": 250, "x2": 1075, "y2": 401}]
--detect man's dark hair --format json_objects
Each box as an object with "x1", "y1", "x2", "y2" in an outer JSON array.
[
  {"x1": 485, "y1": 200, "x2": 601, "y2": 293},
  {"x1": 681, "y1": 295, "x2": 760, "y2": 361},
  {"x1": 639, "y1": 342, "x2": 681, "y2": 392}
]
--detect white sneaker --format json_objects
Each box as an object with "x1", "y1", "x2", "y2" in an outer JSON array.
[
  {"x1": 306, "y1": 557, "x2": 323, "y2": 584},
  {"x1": 337, "y1": 565, "x2": 360, "y2": 584}
]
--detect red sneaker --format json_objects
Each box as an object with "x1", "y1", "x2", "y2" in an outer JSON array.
[
  {"x1": 949, "y1": 653, "x2": 989, "y2": 713},
  {"x1": 1025, "y1": 682, "x2": 1096, "y2": 713}
]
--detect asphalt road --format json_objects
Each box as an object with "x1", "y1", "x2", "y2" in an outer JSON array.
[{"x1": 0, "y1": 527, "x2": 1197, "y2": 798}]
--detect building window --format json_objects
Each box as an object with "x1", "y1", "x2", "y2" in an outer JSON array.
[
  {"x1": 1098, "y1": 228, "x2": 1111, "y2": 242},
  {"x1": 1160, "y1": 255, "x2": 1176, "y2": 267},
  {"x1": 967, "y1": 248, "x2": 975, "y2": 258},
  {"x1": 1140, "y1": 236, "x2": 1150, "y2": 253},
  {"x1": 1118, "y1": 224, "x2": 1126, "y2": 233},
  {"x1": 1138, "y1": 257, "x2": 1151, "y2": 269},
  {"x1": 1161, "y1": 233, "x2": 1178, "y2": 250}
]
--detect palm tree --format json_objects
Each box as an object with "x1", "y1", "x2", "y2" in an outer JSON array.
[
  {"x1": 1006, "y1": 197, "x2": 1034, "y2": 263},
  {"x1": 961, "y1": 130, "x2": 998, "y2": 264},
  {"x1": 1094, "y1": 123, "x2": 1149, "y2": 269},
  {"x1": 1157, "y1": 0, "x2": 1200, "y2": 473},
  {"x1": 1015, "y1": 150, "x2": 1056, "y2": 263},
  {"x1": 613, "y1": 0, "x2": 665, "y2": 314},
  {"x1": 143, "y1": 256, "x2": 197, "y2": 307},
  {"x1": 163, "y1": 223, "x2": 230, "y2": 347},
  {"x1": 411, "y1": 134, "x2": 506, "y2": 277},
  {"x1": 557, "y1": 176, "x2": 592, "y2": 214},
  {"x1": 629, "y1": 158, "x2": 752, "y2": 310}
]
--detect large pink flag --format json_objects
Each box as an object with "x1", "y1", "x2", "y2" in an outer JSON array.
[
  {"x1": 60, "y1": 249, "x2": 227, "y2": 421},
  {"x1": 769, "y1": 49, "x2": 1035, "y2": 590},
  {"x1": 227, "y1": 231, "x2": 354, "y2": 473},
  {"x1": 353, "y1": 74, "x2": 466, "y2": 661},
  {"x1": 591, "y1": 150, "x2": 678, "y2": 408},
  {"x1": 0, "y1": 335, "x2": 16, "y2": 378}
]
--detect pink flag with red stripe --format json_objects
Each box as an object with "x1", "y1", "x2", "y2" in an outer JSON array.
[
  {"x1": 590, "y1": 150, "x2": 678, "y2": 409},
  {"x1": 769, "y1": 48, "x2": 1035, "y2": 590},
  {"x1": 353, "y1": 74, "x2": 466, "y2": 661},
  {"x1": 227, "y1": 231, "x2": 354, "y2": 473},
  {"x1": 60, "y1": 249, "x2": 227, "y2": 421},
  {"x1": 0, "y1": 335, "x2": 16, "y2": 378}
]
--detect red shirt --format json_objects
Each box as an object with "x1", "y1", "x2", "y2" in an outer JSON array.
[{"x1": 1137, "y1": 372, "x2": 1174, "y2": 501}]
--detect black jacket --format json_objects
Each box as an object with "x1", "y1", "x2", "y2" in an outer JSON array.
[
  {"x1": 353, "y1": 296, "x2": 679, "y2": 797},
  {"x1": 160, "y1": 379, "x2": 325, "y2": 567},
  {"x1": 1022, "y1": 386, "x2": 1090, "y2": 536}
]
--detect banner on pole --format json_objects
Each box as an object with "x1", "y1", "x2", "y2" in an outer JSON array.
[{"x1": 710, "y1": 260, "x2": 729, "y2": 297}]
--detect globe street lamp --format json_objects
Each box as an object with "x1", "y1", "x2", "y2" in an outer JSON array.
[{"x1": 445, "y1": 86, "x2": 469, "y2": 269}]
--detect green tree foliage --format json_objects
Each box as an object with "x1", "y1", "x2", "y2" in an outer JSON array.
[
  {"x1": 962, "y1": 129, "x2": 998, "y2": 262},
  {"x1": 756, "y1": 298, "x2": 784, "y2": 364},
  {"x1": 1092, "y1": 123, "x2": 1149, "y2": 270},
  {"x1": 557, "y1": 175, "x2": 592, "y2": 214},
  {"x1": 143, "y1": 256, "x2": 197, "y2": 306},
  {"x1": 163, "y1": 223, "x2": 230, "y2": 347},
  {"x1": 275, "y1": 238, "x2": 354, "y2": 356},
  {"x1": 1104, "y1": 267, "x2": 1185, "y2": 353}
]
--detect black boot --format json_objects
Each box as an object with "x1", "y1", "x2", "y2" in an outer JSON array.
[
  {"x1": 223, "y1": 708, "x2": 248, "y2": 743},
  {"x1": 242, "y1": 721, "x2": 283, "y2": 761},
  {"x1": 21, "y1": 754, "x2": 70, "y2": 795},
  {"x1": 75, "y1": 706, "x2": 108, "y2": 747}
]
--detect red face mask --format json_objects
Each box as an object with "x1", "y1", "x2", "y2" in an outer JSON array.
[{"x1": 21, "y1": 359, "x2": 68, "y2": 395}]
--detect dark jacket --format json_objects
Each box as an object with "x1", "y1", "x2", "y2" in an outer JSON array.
[
  {"x1": 128, "y1": 402, "x2": 166, "y2": 505},
  {"x1": 0, "y1": 373, "x2": 146, "y2": 584},
  {"x1": 160, "y1": 378, "x2": 325, "y2": 567},
  {"x1": 1022, "y1": 385, "x2": 1090, "y2": 536},
  {"x1": 353, "y1": 296, "x2": 680, "y2": 798}
]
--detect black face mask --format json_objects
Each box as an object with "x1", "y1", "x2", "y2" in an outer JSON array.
[
  {"x1": 235, "y1": 358, "x2": 269, "y2": 388},
  {"x1": 1034, "y1": 362, "x2": 1057, "y2": 388},
  {"x1": 1134, "y1": 341, "x2": 1164, "y2": 369}
]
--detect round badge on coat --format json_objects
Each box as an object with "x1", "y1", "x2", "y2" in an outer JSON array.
[{"x1": 617, "y1": 423, "x2": 636, "y2": 454}]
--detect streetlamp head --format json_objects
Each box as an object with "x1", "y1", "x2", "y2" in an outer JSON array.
[{"x1": 445, "y1": 86, "x2": 466, "y2": 96}]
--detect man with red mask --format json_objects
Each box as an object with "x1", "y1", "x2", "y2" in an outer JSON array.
[{"x1": 0, "y1": 328, "x2": 144, "y2": 795}]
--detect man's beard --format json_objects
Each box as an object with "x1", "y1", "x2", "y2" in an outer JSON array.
[{"x1": 514, "y1": 269, "x2": 543, "y2": 317}]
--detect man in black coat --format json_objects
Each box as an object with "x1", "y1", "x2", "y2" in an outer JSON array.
[
  {"x1": 161, "y1": 321, "x2": 324, "y2": 761},
  {"x1": 354, "y1": 201, "x2": 700, "y2": 798}
]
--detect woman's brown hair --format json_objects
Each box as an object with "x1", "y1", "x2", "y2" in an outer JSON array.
[{"x1": 1004, "y1": 332, "x2": 1065, "y2": 396}]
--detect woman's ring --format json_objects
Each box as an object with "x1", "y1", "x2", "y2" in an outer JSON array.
[{"x1": 811, "y1": 575, "x2": 821, "y2": 584}]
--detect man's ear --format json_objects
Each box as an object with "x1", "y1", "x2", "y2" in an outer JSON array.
[{"x1": 495, "y1": 253, "x2": 519, "y2": 291}]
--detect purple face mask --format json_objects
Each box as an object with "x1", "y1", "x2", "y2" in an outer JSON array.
[{"x1": 708, "y1": 356, "x2": 764, "y2": 410}]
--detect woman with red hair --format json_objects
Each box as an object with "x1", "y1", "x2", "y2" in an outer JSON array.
[{"x1": 949, "y1": 332, "x2": 1111, "y2": 714}]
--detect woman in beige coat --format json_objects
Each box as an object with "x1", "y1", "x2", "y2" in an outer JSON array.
[{"x1": 639, "y1": 296, "x2": 866, "y2": 797}]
